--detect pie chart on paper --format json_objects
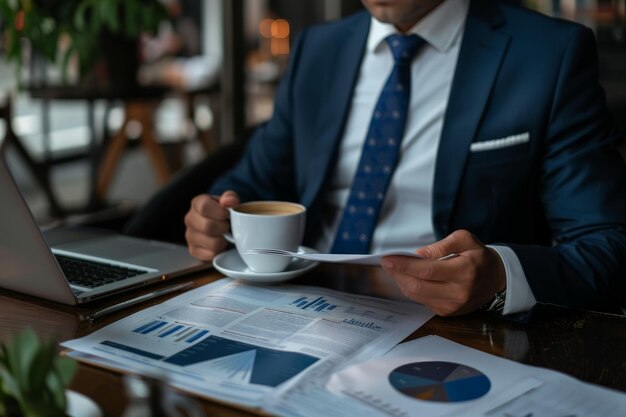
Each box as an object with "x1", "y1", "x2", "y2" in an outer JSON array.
[{"x1": 388, "y1": 361, "x2": 491, "y2": 402}]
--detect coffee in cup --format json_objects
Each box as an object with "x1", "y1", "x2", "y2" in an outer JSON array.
[{"x1": 224, "y1": 201, "x2": 306, "y2": 273}]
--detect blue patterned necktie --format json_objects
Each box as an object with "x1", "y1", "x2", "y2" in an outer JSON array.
[{"x1": 331, "y1": 34, "x2": 425, "y2": 254}]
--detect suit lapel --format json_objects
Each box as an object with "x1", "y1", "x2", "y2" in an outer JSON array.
[
  {"x1": 432, "y1": 2, "x2": 510, "y2": 237},
  {"x1": 303, "y1": 14, "x2": 370, "y2": 207}
]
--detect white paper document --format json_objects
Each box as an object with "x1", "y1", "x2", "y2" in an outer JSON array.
[
  {"x1": 327, "y1": 336, "x2": 626, "y2": 417},
  {"x1": 62, "y1": 278, "x2": 433, "y2": 409},
  {"x1": 246, "y1": 249, "x2": 425, "y2": 265}
]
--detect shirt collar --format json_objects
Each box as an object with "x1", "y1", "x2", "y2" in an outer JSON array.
[{"x1": 367, "y1": 0, "x2": 470, "y2": 54}]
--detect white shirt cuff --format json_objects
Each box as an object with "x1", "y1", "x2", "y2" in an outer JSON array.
[{"x1": 487, "y1": 245, "x2": 537, "y2": 315}]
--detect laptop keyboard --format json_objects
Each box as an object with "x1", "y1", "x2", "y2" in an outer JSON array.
[{"x1": 55, "y1": 255, "x2": 146, "y2": 289}]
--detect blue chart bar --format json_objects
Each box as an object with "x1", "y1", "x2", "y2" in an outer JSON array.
[
  {"x1": 187, "y1": 330, "x2": 209, "y2": 343},
  {"x1": 159, "y1": 324, "x2": 184, "y2": 338},
  {"x1": 175, "y1": 328, "x2": 194, "y2": 342},
  {"x1": 132, "y1": 320, "x2": 209, "y2": 343},
  {"x1": 290, "y1": 296, "x2": 337, "y2": 312},
  {"x1": 101, "y1": 340, "x2": 165, "y2": 360},
  {"x1": 133, "y1": 320, "x2": 167, "y2": 335}
]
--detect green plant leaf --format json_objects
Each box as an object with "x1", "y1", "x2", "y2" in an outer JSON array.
[
  {"x1": 101, "y1": 0, "x2": 120, "y2": 33},
  {"x1": 45, "y1": 371, "x2": 67, "y2": 413},
  {"x1": 28, "y1": 338, "x2": 57, "y2": 395},
  {"x1": 0, "y1": 0, "x2": 167, "y2": 88},
  {"x1": 73, "y1": 0, "x2": 89, "y2": 31},
  {"x1": 53, "y1": 356, "x2": 77, "y2": 388},
  {"x1": 0, "y1": 367, "x2": 21, "y2": 402},
  {"x1": 125, "y1": 0, "x2": 139, "y2": 37},
  {"x1": 0, "y1": 330, "x2": 77, "y2": 417},
  {"x1": 9, "y1": 329, "x2": 39, "y2": 394},
  {"x1": 20, "y1": 398, "x2": 64, "y2": 417}
]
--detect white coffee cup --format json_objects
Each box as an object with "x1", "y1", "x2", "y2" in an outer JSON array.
[{"x1": 224, "y1": 201, "x2": 306, "y2": 273}]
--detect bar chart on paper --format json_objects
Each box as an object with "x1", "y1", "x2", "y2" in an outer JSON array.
[
  {"x1": 290, "y1": 296, "x2": 338, "y2": 312},
  {"x1": 98, "y1": 320, "x2": 211, "y2": 361},
  {"x1": 132, "y1": 319, "x2": 209, "y2": 343}
]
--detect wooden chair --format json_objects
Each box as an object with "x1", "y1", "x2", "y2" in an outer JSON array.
[{"x1": 96, "y1": 98, "x2": 172, "y2": 199}]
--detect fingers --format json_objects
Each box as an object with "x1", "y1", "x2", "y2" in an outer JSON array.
[
  {"x1": 415, "y1": 229, "x2": 481, "y2": 259},
  {"x1": 184, "y1": 191, "x2": 239, "y2": 261},
  {"x1": 390, "y1": 272, "x2": 451, "y2": 302},
  {"x1": 385, "y1": 261, "x2": 473, "y2": 316},
  {"x1": 184, "y1": 209, "x2": 230, "y2": 236},
  {"x1": 219, "y1": 190, "x2": 240, "y2": 208},
  {"x1": 185, "y1": 228, "x2": 229, "y2": 251},
  {"x1": 382, "y1": 256, "x2": 480, "y2": 315},
  {"x1": 382, "y1": 254, "x2": 467, "y2": 283},
  {"x1": 192, "y1": 194, "x2": 230, "y2": 221},
  {"x1": 382, "y1": 230, "x2": 507, "y2": 316},
  {"x1": 383, "y1": 257, "x2": 478, "y2": 316},
  {"x1": 187, "y1": 243, "x2": 227, "y2": 262}
]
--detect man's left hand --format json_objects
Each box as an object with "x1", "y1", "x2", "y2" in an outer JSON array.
[{"x1": 381, "y1": 230, "x2": 506, "y2": 316}]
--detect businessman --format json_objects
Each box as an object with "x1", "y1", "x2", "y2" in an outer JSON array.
[{"x1": 184, "y1": 0, "x2": 626, "y2": 317}]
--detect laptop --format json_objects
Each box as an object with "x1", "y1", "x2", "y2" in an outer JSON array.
[{"x1": 0, "y1": 156, "x2": 209, "y2": 305}]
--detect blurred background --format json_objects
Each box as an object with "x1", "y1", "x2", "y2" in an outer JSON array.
[{"x1": 0, "y1": 0, "x2": 624, "y2": 233}]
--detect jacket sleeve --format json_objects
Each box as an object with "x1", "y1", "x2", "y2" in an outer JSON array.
[
  {"x1": 507, "y1": 26, "x2": 626, "y2": 311},
  {"x1": 209, "y1": 30, "x2": 309, "y2": 203}
]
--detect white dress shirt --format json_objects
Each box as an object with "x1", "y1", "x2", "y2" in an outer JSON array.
[{"x1": 314, "y1": 0, "x2": 536, "y2": 315}]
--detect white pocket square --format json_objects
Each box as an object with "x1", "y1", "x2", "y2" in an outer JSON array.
[{"x1": 470, "y1": 132, "x2": 530, "y2": 152}]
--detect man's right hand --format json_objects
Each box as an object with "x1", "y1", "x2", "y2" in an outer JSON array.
[{"x1": 184, "y1": 191, "x2": 240, "y2": 261}]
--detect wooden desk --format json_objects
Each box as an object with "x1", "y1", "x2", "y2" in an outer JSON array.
[{"x1": 1, "y1": 264, "x2": 624, "y2": 416}]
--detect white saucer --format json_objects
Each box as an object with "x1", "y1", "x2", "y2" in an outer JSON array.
[
  {"x1": 66, "y1": 390, "x2": 103, "y2": 417},
  {"x1": 213, "y1": 246, "x2": 319, "y2": 283}
]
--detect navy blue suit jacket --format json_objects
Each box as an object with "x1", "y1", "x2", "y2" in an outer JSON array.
[{"x1": 212, "y1": 1, "x2": 626, "y2": 310}]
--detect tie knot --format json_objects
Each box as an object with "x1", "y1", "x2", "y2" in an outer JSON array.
[{"x1": 386, "y1": 34, "x2": 424, "y2": 64}]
